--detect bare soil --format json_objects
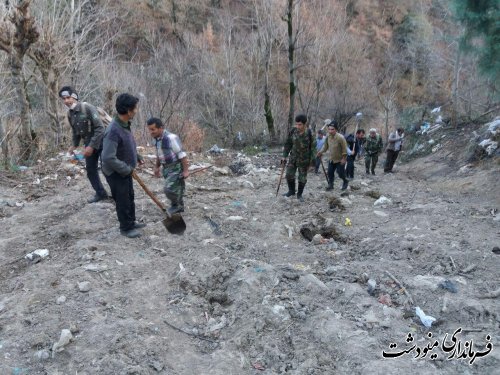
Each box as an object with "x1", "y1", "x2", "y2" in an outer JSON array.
[{"x1": 0, "y1": 142, "x2": 498, "y2": 374}]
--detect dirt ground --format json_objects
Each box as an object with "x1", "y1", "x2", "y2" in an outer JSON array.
[{"x1": 0, "y1": 131, "x2": 499, "y2": 374}]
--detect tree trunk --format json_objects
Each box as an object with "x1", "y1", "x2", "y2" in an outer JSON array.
[
  {"x1": 0, "y1": 117, "x2": 9, "y2": 169},
  {"x1": 10, "y1": 53, "x2": 36, "y2": 163},
  {"x1": 451, "y1": 46, "x2": 461, "y2": 128},
  {"x1": 286, "y1": 0, "x2": 296, "y2": 133},
  {"x1": 263, "y1": 49, "x2": 276, "y2": 143}
]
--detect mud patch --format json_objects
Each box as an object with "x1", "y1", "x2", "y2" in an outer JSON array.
[
  {"x1": 328, "y1": 197, "x2": 345, "y2": 211},
  {"x1": 300, "y1": 224, "x2": 343, "y2": 242}
]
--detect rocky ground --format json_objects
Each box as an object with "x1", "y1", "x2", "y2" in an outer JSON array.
[{"x1": 0, "y1": 127, "x2": 499, "y2": 375}]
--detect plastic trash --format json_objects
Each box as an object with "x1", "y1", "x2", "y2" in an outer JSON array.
[
  {"x1": 415, "y1": 306, "x2": 436, "y2": 328},
  {"x1": 367, "y1": 279, "x2": 377, "y2": 296},
  {"x1": 344, "y1": 217, "x2": 352, "y2": 226},
  {"x1": 439, "y1": 280, "x2": 458, "y2": 293},
  {"x1": 208, "y1": 144, "x2": 223, "y2": 154}
]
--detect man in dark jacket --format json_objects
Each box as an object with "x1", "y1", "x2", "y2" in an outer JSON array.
[
  {"x1": 101, "y1": 93, "x2": 145, "y2": 238},
  {"x1": 59, "y1": 86, "x2": 109, "y2": 203}
]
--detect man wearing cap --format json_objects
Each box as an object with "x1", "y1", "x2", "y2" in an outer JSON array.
[
  {"x1": 317, "y1": 121, "x2": 349, "y2": 191},
  {"x1": 59, "y1": 86, "x2": 109, "y2": 203},
  {"x1": 281, "y1": 114, "x2": 316, "y2": 202},
  {"x1": 365, "y1": 128, "x2": 383, "y2": 175}
]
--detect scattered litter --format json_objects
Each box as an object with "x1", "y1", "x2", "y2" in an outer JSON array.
[
  {"x1": 415, "y1": 306, "x2": 436, "y2": 328},
  {"x1": 25, "y1": 249, "x2": 50, "y2": 261},
  {"x1": 344, "y1": 217, "x2": 352, "y2": 226},
  {"x1": 374, "y1": 196, "x2": 392, "y2": 206},
  {"x1": 52, "y1": 329, "x2": 73, "y2": 355},
  {"x1": 439, "y1": 279, "x2": 458, "y2": 293},
  {"x1": 367, "y1": 279, "x2": 377, "y2": 296},
  {"x1": 378, "y1": 294, "x2": 392, "y2": 306},
  {"x1": 208, "y1": 144, "x2": 223, "y2": 154},
  {"x1": 226, "y1": 216, "x2": 244, "y2": 221}
]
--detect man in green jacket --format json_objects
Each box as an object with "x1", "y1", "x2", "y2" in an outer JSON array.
[
  {"x1": 365, "y1": 128, "x2": 383, "y2": 175},
  {"x1": 317, "y1": 121, "x2": 348, "y2": 191},
  {"x1": 281, "y1": 114, "x2": 316, "y2": 202}
]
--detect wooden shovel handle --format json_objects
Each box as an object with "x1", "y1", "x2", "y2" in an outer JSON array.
[{"x1": 131, "y1": 170, "x2": 166, "y2": 211}]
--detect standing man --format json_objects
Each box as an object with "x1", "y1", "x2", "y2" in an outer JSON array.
[
  {"x1": 364, "y1": 128, "x2": 383, "y2": 175},
  {"x1": 384, "y1": 127, "x2": 404, "y2": 173},
  {"x1": 317, "y1": 121, "x2": 348, "y2": 191},
  {"x1": 146, "y1": 118, "x2": 189, "y2": 215},
  {"x1": 59, "y1": 86, "x2": 109, "y2": 203},
  {"x1": 101, "y1": 93, "x2": 145, "y2": 239},
  {"x1": 314, "y1": 129, "x2": 326, "y2": 174},
  {"x1": 281, "y1": 114, "x2": 316, "y2": 202},
  {"x1": 345, "y1": 129, "x2": 365, "y2": 179}
]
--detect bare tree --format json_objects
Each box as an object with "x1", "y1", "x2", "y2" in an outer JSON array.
[{"x1": 0, "y1": 0, "x2": 40, "y2": 163}]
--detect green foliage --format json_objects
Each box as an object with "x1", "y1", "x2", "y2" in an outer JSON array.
[
  {"x1": 242, "y1": 145, "x2": 265, "y2": 156},
  {"x1": 452, "y1": 0, "x2": 500, "y2": 82},
  {"x1": 399, "y1": 105, "x2": 427, "y2": 130}
]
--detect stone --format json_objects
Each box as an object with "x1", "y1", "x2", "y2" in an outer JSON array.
[
  {"x1": 374, "y1": 196, "x2": 392, "y2": 206},
  {"x1": 78, "y1": 281, "x2": 91, "y2": 292},
  {"x1": 52, "y1": 329, "x2": 73, "y2": 354},
  {"x1": 56, "y1": 296, "x2": 66, "y2": 304},
  {"x1": 312, "y1": 234, "x2": 323, "y2": 245}
]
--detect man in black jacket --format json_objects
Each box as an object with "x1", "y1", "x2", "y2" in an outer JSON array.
[
  {"x1": 101, "y1": 93, "x2": 145, "y2": 238},
  {"x1": 59, "y1": 86, "x2": 109, "y2": 203}
]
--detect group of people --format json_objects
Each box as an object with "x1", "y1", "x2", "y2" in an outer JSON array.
[
  {"x1": 61, "y1": 86, "x2": 405, "y2": 235},
  {"x1": 59, "y1": 86, "x2": 189, "y2": 239},
  {"x1": 282, "y1": 115, "x2": 404, "y2": 200}
]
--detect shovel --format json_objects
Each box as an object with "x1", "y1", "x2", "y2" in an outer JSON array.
[{"x1": 132, "y1": 170, "x2": 186, "y2": 235}]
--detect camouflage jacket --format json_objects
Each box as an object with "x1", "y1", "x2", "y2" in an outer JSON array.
[
  {"x1": 283, "y1": 128, "x2": 316, "y2": 167},
  {"x1": 68, "y1": 102, "x2": 104, "y2": 149},
  {"x1": 365, "y1": 134, "x2": 383, "y2": 155}
]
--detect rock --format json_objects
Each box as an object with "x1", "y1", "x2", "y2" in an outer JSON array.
[
  {"x1": 78, "y1": 281, "x2": 91, "y2": 292},
  {"x1": 52, "y1": 329, "x2": 73, "y2": 354},
  {"x1": 34, "y1": 350, "x2": 50, "y2": 361},
  {"x1": 312, "y1": 234, "x2": 323, "y2": 245},
  {"x1": 56, "y1": 296, "x2": 66, "y2": 305},
  {"x1": 241, "y1": 180, "x2": 255, "y2": 189},
  {"x1": 226, "y1": 216, "x2": 244, "y2": 221},
  {"x1": 83, "y1": 263, "x2": 108, "y2": 272},
  {"x1": 373, "y1": 210, "x2": 388, "y2": 217},
  {"x1": 25, "y1": 249, "x2": 50, "y2": 261},
  {"x1": 299, "y1": 274, "x2": 328, "y2": 290},
  {"x1": 151, "y1": 361, "x2": 164, "y2": 372},
  {"x1": 339, "y1": 198, "x2": 352, "y2": 206},
  {"x1": 367, "y1": 279, "x2": 377, "y2": 295},
  {"x1": 377, "y1": 294, "x2": 392, "y2": 306},
  {"x1": 212, "y1": 166, "x2": 230, "y2": 175},
  {"x1": 407, "y1": 275, "x2": 445, "y2": 291},
  {"x1": 458, "y1": 164, "x2": 473, "y2": 174},
  {"x1": 374, "y1": 196, "x2": 392, "y2": 206},
  {"x1": 486, "y1": 117, "x2": 500, "y2": 134},
  {"x1": 493, "y1": 246, "x2": 500, "y2": 255}
]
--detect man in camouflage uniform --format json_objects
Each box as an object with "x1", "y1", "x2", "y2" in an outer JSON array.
[
  {"x1": 364, "y1": 128, "x2": 383, "y2": 175},
  {"x1": 281, "y1": 114, "x2": 316, "y2": 202},
  {"x1": 59, "y1": 86, "x2": 109, "y2": 203},
  {"x1": 147, "y1": 117, "x2": 189, "y2": 215}
]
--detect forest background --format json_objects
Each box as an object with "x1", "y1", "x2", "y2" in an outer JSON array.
[{"x1": 0, "y1": 0, "x2": 498, "y2": 166}]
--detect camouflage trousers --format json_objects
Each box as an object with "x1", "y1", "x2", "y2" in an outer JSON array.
[
  {"x1": 365, "y1": 153, "x2": 378, "y2": 172},
  {"x1": 162, "y1": 163, "x2": 185, "y2": 209},
  {"x1": 285, "y1": 161, "x2": 308, "y2": 184}
]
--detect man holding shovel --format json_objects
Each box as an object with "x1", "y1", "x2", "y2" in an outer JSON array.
[
  {"x1": 101, "y1": 93, "x2": 145, "y2": 239},
  {"x1": 146, "y1": 118, "x2": 189, "y2": 215}
]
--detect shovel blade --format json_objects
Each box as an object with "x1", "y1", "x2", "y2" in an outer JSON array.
[{"x1": 162, "y1": 213, "x2": 186, "y2": 235}]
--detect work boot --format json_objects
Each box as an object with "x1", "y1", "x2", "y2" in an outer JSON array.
[
  {"x1": 87, "y1": 193, "x2": 109, "y2": 203},
  {"x1": 326, "y1": 183, "x2": 333, "y2": 191},
  {"x1": 283, "y1": 179, "x2": 296, "y2": 197},
  {"x1": 341, "y1": 180, "x2": 348, "y2": 190},
  {"x1": 371, "y1": 170, "x2": 376, "y2": 175},
  {"x1": 167, "y1": 206, "x2": 184, "y2": 215},
  {"x1": 133, "y1": 222, "x2": 147, "y2": 229},
  {"x1": 366, "y1": 169, "x2": 370, "y2": 174},
  {"x1": 297, "y1": 182, "x2": 305, "y2": 202},
  {"x1": 120, "y1": 228, "x2": 141, "y2": 238}
]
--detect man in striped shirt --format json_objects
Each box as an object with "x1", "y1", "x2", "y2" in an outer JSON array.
[{"x1": 147, "y1": 118, "x2": 189, "y2": 215}]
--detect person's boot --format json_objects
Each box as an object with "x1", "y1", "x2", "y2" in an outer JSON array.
[
  {"x1": 168, "y1": 205, "x2": 184, "y2": 215},
  {"x1": 371, "y1": 169, "x2": 376, "y2": 175},
  {"x1": 326, "y1": 182, "x2": 333, "y2": 191},
  {"x1": 87, "y1": 192, "x2": 109, "y2": 203},
  {"x1": 120, "y1": 228, "x2": 141, "y2": 238},
  {"x1": 297, "y1": 182, "x2": 305, "y2": 202},
  {"x1": 283, "y1": 179, "x2": 296, "y2": 197},
  {"x1": 341, "y1": 179, "x2": 349, "y2": 190}
]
